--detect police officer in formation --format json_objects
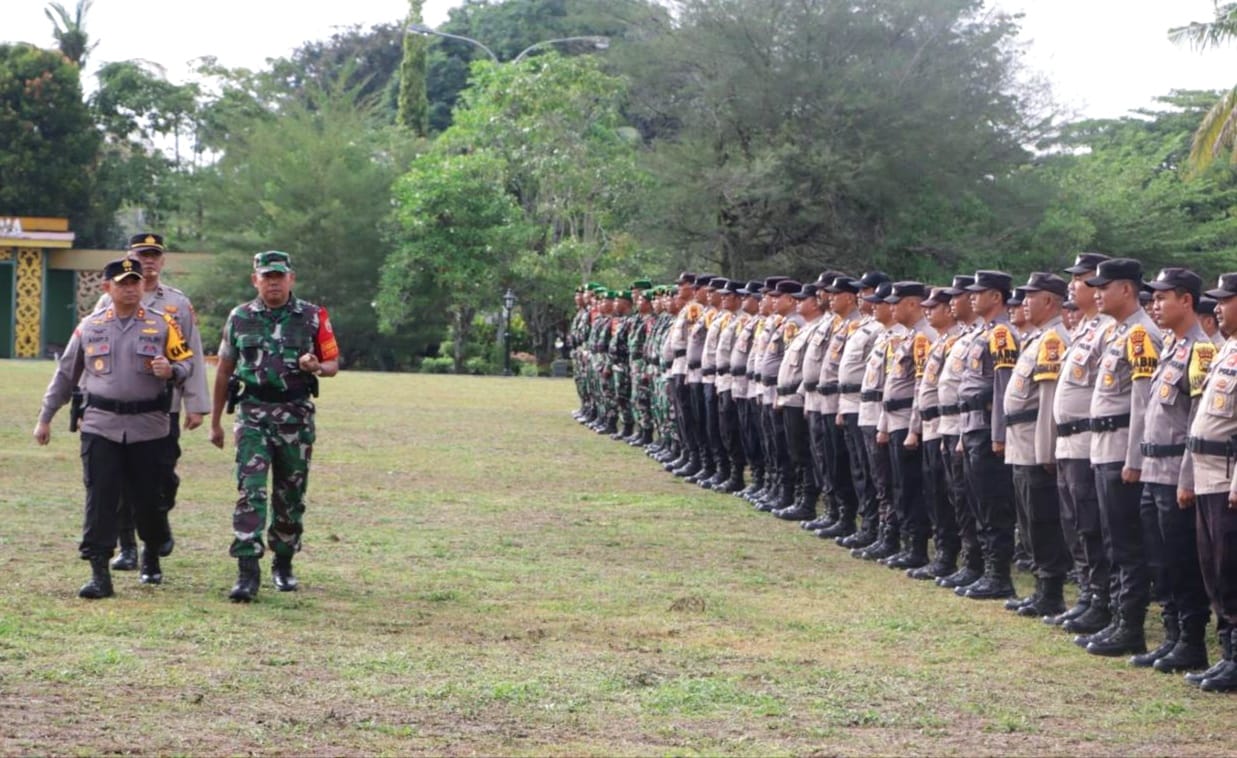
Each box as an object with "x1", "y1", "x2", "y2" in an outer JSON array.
[{"x1": 571, "y1": 257, "x2": 1237, "y2": 692}]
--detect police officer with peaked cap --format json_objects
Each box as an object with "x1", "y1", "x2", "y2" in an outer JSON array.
[{"x1": 34, "y1": 256, "x2": 195, "y2": 598}]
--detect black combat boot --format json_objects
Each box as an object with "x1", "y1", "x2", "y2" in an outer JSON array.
[
  {"x1": 1130, "y1": 612, "x2": 1178, "y2": 668},
  {"x1": 1200, "y1": 631, "x2": 1237, "y2": 692},
  {"x1": 1154, "y1": 615, "x2": 1210, "y2": 674},
  {"x1": 937, "y1": 560, "x2": 982, "y2": 590},
  {"x1": 739, "y1": 467, "x2": 764, "y2": 499},
  {"x1": 1187, "y1": 629, "x2": 1232, "y2": 687},
  {"x1": 610, "y1": 421, "x2": 633, "y2": 441},
  {"x1": 79, "y1": 555, "x2": 114, "y2": 599},
  {"x1": 229, "y1": 556, "x2": 261, "y2": 602},
  {"x1": 1006, "y1": 578, "x2": 1042, "y2": 611},
  {"x1": 837, "y1": 519, "x2": 874, "y2": 548},
  {"x1": 1019, "y1": 576, "x2": 1066, "y2": 618},
  {"x1": 272, "y1": 553, "x2": 299, "y2": 592},
  {"x1": 1073, "y1": 608, "x2": 1121, "y2": 648},
  {"x1": 715, "y1": 464, "x2": 745, "y2": 494},
  {"x1": 1087, "y1": 610, "x2": 1147, "y2": 657},
  {"x1": 887, "y1": 535, "x2": 929, "y2": 570},
  {"x1": 111, "y1": 531, "x2": 138, "y2": 571},
  {"x1": 139, "y1": 546, "x2": 162, "y2": 585},
  {"x1": 961, "y1": 562, "x2": 1016, "y2": 600},
  {"x1": 908, "y1": 550, "x2": 956, "y2": 581},
  {"x1": 775, "y1": 479, "x2": 817, "y2": 522},
  {"x1": 1063, "y1": 597, "x2": 1113, "y2": 636},
  {"x1": 1044, "y1": 589, "x2": 1091, "y2": 626},
  {"x1": 672, "y1": 452, "x2": 701, "y2": 478}
]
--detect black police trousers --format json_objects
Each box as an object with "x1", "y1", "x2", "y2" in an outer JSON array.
[
  {"x1": 889, "y1": 428, "x2": 927, "y2": 542},
  {"x1": 117, "y1": 411, "x2": 181, "y2": 545},
  {"x1": 1197, "y1": 492, "x2": 1237, "y2": 628},
  {"x1": 1095, "y1": 461, "x2": 1149, "y2": 622},
  {"x1": 718, "y1": 390, "x2": 745, "y2": 471},
  {"x1": 924, "y1": 436, "x2": 960, "y2": 559},
  {"x1": 1012, "y1": 463, "x2": 1071, "y2": 580},
  {"x1": 80, "y1": 432, "x2": 170, "y2": 559},
  {"x1": 1057, "y1": 457, "x2": 1110, "y2": 603},
  {"x1": 1146, "y1": 482, "x2": 1211, "y2": 625},
  {"x1": 962, "y1": 429, "x2": 1015, "y2": 570},
  {"x1": 942, "y1": 433, "x2": 981, "y2": 568},
  {"x1": 862, "y1": 425, "x2": 893, "y2": 533},
  {"x1": 841, "y1": 413, "x2": 874, "y2": 528},
  {"x1": 738, "y1": 397, "x2": 764, "y2": 469}
]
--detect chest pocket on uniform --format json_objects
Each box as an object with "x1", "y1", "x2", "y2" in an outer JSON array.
[
  {"x1": 1009, "y1": 362, "x2": 1035, "y2": 398},
  {"x1": 1207, "y1": 371, "x2": 1237, "y2": 418},
  {"x1": 1156, "y1": 366, "x2": 1182, "y2": 406},
  {"x1": 1064, "y1": 353, "x2": 1091, "y2": 387},
  {"x1": 236, "y1": 333, "x2": 268, "y2": 365},
  {"x1": 1097, "y1": 353, "x2": 1125, "y2": 395},
  {"x1": 134, "y1": 339, "x2": 160, "y2": 374},
  {"x1": 84, "y1": 340, "x2": 112, "y2": 376}
]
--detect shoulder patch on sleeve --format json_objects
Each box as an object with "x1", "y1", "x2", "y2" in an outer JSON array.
[
  {"x1": 912, "y1": 333, "x2": 931, "y2": 378},
  {"x1": 1189, "y1": 341, "x2": 1217, "y2": 397},
  {"x1": 1127, "y1": 325, "x2": 1159, "y2": 379},
  {"x1": 1033, "y1": 330, "x2": 1065, "y2": 381},
  {"x1": 990, "y1": 324, "x2": 1019, "y2": 369}
]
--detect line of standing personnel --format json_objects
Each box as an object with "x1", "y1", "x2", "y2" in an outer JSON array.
[{"x1": 570, "y1": 258, "x2": 1237, "y2": 693}]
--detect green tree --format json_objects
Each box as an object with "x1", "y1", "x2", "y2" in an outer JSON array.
[
  {"x1": 621, "y1": 0, "x2": 1041, "y2": 280},
  {"x1": 376, "y1": 150, "x2": 529, "y2": 371},
  {"x1": 0, "y1": 43, "x2": 98, "y2": 227},
  {"x1": 1169, "y1": 3, "x2": 1237, "y2": 172},
  {"x1": 397, "y1": 0, "x2": 430, "y2": 136},
  {"x1": 188, "y1": 78, "x2": 426, "y2": 369},
  {"x1": 44, "y1": 0, "x2": 96, "y2": 66}
]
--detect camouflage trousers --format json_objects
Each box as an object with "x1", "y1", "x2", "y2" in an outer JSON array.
[
  {"x1": 572, "y1": 350, "x2": 589, "y2": 406},
  {"x1": 230, "y1": 402, "x2": 316, "y2": 559},
  {"x1": 630, "y1": 361, "x2": 653, "y2": 431},
  {"x1": 652, "y1": 370, "x2": 677, "y2": 443},
  {"x1": 612, "y1": 366, "x2": 633, "y2": 426}
]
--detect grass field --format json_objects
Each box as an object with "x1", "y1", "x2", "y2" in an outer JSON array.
[{"x1": 1, "y1": 359, "x2": 1234, "y2": 756}]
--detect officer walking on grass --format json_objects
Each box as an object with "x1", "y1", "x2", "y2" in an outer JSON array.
[
  {"x1": 209, "y1": 251, "x2": 339, "y2": 602},
  {"x1": 35, "y1": 256, "x2": 194, "y2": 598}
]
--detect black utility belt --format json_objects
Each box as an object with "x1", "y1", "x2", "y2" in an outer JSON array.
[
  {"x1": 921, "y1": 406, "x2": 941, "y2": 422},
  {"x1": 716, "y1": 367, "x2": 730, "y2": 376},
  {"x1": 674, "y1": 349, "x2": 687, "y2": 358},
  {"x1": 1187, "y1": 437, "x2": 1230, "y2": 457},
  {"x1": 883, "y1": 397, "x2": 914, "y2": 412},
  {"x1": 731, "y1": 368, "x2": 746, "y2": 378},
  {"x1": 959, "y1": 394, "x2": 993, "y2": 413},
  {"x1": 860, "y1": 390, "x2": 883, "y2": 402},
  {"x1": 1140, "y1": 442, "x2": 1186, "y2": 458},
  {"x1": 938, "y1": 403, "x2": 961, "y2": 417},
  {"x1": 1090, "y1": 414, "x2": 1130, "y2": 433},
  {"x1": 688, "y1": 361, "x2": 702, "y2": 370},
  {"x1": 702, "y1": 368, "x2": 716, "y2": 376},
  {"x1": 819, "y1": 382, "x2": 839, "y2": 396},
  {"x1": 838, "y1": 383, "x2": 862, "y2": 394},
  {"x1": 1056, "y1": 418, "x2": 1090, "y2": 437},
  {"x1": 84, "y1": 394, "x2": 168, "y2": 414},
  {"x1": 1005, "y1": 408, "x2": 1039, "y2": 427},
  {"x1": 776, "y1": 387, "x2": 798, "y2": 397},
  {"x1": 762, "y1": 377, "x2": 777, "y2": 387},
  {"x1": 803, "y1": 381, "x2": 818, "y2": 393}
]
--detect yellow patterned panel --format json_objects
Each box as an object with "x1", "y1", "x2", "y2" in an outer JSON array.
[
  {"x1": 15, "y1": 248, "x2": 42, "y2": 358},
  {"x1": 0, "y1": 248, "x2": 12, "y2": 261},
  {"x1": 77, "y1": 271, "x2": 103, "y2": 321}
]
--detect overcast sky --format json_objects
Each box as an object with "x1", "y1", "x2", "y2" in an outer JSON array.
[{"x1": 7, "y1": 0, "x2": 1237, "y2": 119}]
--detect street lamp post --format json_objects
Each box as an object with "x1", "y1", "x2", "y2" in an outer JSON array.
[
  {"x1": 502, "y1": 288, "x2": 516, "y2": 376},
  {"x1": 407, "y1": 23, "x2": 609, "y2": 64}
]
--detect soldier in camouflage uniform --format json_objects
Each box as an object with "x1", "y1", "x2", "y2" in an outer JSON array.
[
  {"x1": 587, "y1": 292, "x2": 616, "y2": 434},
  {"x1": 627, "y1": 281, "x2": 656, "y2": 446},
  {"x1": 608, "y1": 292, "x2": 636, "y2": 440},
  {"x1": 35, "y1": 256, "x2": 194, "y2": 598},
  {"x1": 209, "y1": 251, "x2": 340, "y2": 602},
  {"x1": 569, "y1": 286, "x2": 593, "y2": 421},
  {"x1": 651, "y1": 288, "x2": 681, "y2": 461}
]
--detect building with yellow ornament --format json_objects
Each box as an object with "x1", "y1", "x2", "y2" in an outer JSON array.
[{"x1": 0, "y1": 216, "x2": 206, "y2": 358}]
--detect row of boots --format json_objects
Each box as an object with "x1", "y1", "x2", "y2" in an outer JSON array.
[{"x1": 78, "y1": 551, "x2": 299, "y2": 602}]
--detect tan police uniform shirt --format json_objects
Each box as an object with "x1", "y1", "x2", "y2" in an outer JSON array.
[
  {"x1": 838, "y1": 316, "x2": 882, "y2": 417},
  {"x1": 39, "y1": 306, "x2": 194, "y2": 443},
  {"x1": 702, "y1": 306, "x2": 725, "y2": 387},
  {"x1": 776, "y1": 314, "x2": 818, "y2": 409},
  {"x1": 880, "y1": 318, "x2": 937, "y2": 434},
  {"x1": 802, "y1": 314, "x2": 837, "y2": 414},
  {"x1": 820, "y1": 310, "x2": 861, "y2": 416},
  {"x1": 959, "y1": 314, "x2": 1020, "y2": 442},
  {"x1": 937, "y1": 319, "x2": 982, "y2": 439},
  {"x1": 730, "y1": 311, "x2": 757, "y2": 398},
  {"x1": 714, "y1": 309, "x2": 740, "y2": 395},
  {"x1": 912, "y1": 323, "x2": 961, "y2": 441},
  {"x1": 1052, "y1": 313, "x2": 1114, "y2": 460},
  {"x1": 1089, "y1": 309, "x2": 1162, "y2": 468},
  {"x1": 1184, "y1": 338, "x2": 1237, "y2": 495},
  {"x1": 859, "y1": 321, "x2": 897, "y2": 428},
  {"x1": 1003, "y1": 316, "x2": 1068, "y2": 466},
  {"x1": 1143, "y1": 323, "x2": 1215, "y2": 486}
]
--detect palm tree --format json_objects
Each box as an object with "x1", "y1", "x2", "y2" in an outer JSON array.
[
  {"x1": 44, "y1": 0, "x2": 97, "y2": 67},
  {"x1": 1170, "y1": 2, "x2": 1237, "y2": 172}
]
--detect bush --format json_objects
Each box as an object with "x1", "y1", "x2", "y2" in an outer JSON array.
[
  {"x1": 419, "y1": 357, "x2": 454, "y2": 374},
  {"x1": 465, "y1": 357, "x2": 497, "y2": 375},
  {"x1": 518, "y1": 362, "x2": 540, "y2": 378}
]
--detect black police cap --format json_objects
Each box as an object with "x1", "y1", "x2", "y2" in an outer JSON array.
[
  {"x1": 826, "y1": 276, "x2": 861, "y2": 294},
  {"x1": 1021, "y1": 272, "x2": 1069, "y2": 299},
  {"x1": 1205, "y1": 273, "x2": 1237, "y2": 300},
  {"x1": 923, "y1": 286, "x2": 952, "y2": 307},
  {"x1": 1064, "y1": 252, "x2": 1110, "y2": 275},
  {"x1": 775, "y1": 279, "x2": 803, "y2": 295},
  {"x1": 966, "y1": 270, "x2": 1014, "y2": 293},
  {"x1": 862, "y1": 281, "x2": 895, "y2": 303},
  {"x1": 858, "y1": 271, "x2": 891, "y2": 290},
  {"x1": 1085, "y1": 258, "x2": 1144, "y2": 288},
  {"x1": 737, "y1": 279, "x2": 764, "y2": 297},
  {"x1": 1145, "y1": 267, "x2": 1202, "y2": 304},
  {"x1": 1007, "y1": 287, "x2": 1027, "y2": 306},
  {"x1": 884, "y1": 281, "x2": 928, "y2": 303},
  {"x1": 943, "y1": 275, "x2": 976, "y2": 297},
  {"x1": 792, "y1": 283, "x2": 820, "y2": 300},
  {"x1": 127, "y1": 232, "x2": 165, "y2": 254},
  {"x1": 762, "y1": 276, "x2": 788, "y2": 293},
  {"x1": 103, "y1": 256, "x2": 143, "y2": 282},
  {"x1": 677, "y1": 272, "x2": 696, "y2": 285},
  {"x1": 1198, "y1": 295, "x2": 1219, "y2": 315}
]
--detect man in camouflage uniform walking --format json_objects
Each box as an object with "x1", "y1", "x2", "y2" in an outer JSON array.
[{"x1": 210, "y1": 251, "x2": 340, "y2": 602}]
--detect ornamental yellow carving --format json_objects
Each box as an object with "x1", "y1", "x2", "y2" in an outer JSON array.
[
  {"x1": 0, "y1": 248, "x2": 12, "y2": 261},
  {"x1": 15, "y1": 248, "x2": 42, "y2": 358},
  {"x1": 77, "y1": 271, "x2": 103, "y2": 321}
]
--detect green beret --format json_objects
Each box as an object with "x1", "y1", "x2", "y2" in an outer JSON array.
[
  {"x1": 617, "y1": 290, "x2": 633, "y2": 302},
  {"x1": 631, "y1": 279, "x2": 653, "y2": 290},
  {"x1": 586, "y1": 281, "x2": 603, "y2": 290},
  {"x1": 605, "y1": 289, "x2": 617, "y2": 299}
]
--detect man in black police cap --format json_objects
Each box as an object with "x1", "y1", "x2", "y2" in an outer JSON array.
[
  {"x1": 755, "y1": 279, "x2": 804, "y2": 511},
  {"x1": 1079, "y1": 257, "x2": 1163, "y2": 657},
  {"x1": 954, "y1": 270, "x2": 1020, "y2": 599},
  {"x1": 1180, "y1": 273, "x2": 1237, "y2": 691},
  {"x1": 809, "y1": 275, "x2": 862, "y2": 539},
  {"x1": 1052, "y1": 253, "x2": 1116, "y2": 632},
  {"x1": 1138, "y1": 267, "x2": 1214, "y2": 672}
]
